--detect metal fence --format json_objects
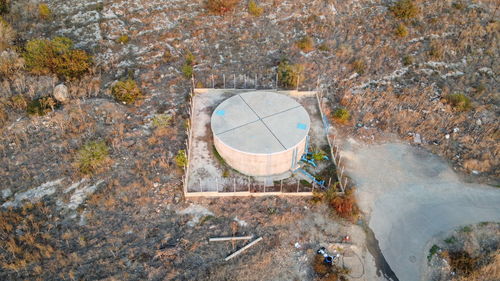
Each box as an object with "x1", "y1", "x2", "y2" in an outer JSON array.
[{"x1": 181, "y1": 72, "x2": 353, "y2": 197}]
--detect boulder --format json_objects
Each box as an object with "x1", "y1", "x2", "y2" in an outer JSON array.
[{"x1": 53, "y1": 84, "x2": 69, "y2": 103}]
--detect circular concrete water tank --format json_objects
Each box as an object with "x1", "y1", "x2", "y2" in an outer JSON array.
[{"x1": 211, "y1": 91, "x2": 310, "y2": 176}]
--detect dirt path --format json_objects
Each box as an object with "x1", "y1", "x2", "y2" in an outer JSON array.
[{"x1": 342, "y1": 141, "x2": 500, "y2": 281}]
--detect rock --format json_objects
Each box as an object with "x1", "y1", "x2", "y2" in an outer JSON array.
[
  {"x1": 445, "y1": 134, "x2": 450, "y2": 139},
  {"x1": 1, "y1": 188, "x2": 12, "y2": 199},
  {"x1": 413, "y1": 133, "x2": 422, "y2": 144},
  {"x1": 453, "y1": 127, "x2": 460, "y2": 133},
  {"x1": 53, "y1": 84, "x2": 69, "y2": 103},
  {"x1": 476, "y1": 119, "x2": 482, "y2": 126}
]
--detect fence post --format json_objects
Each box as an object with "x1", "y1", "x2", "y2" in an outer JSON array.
[
  {"x1": 223, "y1": 74, "x2": 226, "y2": 88},
  {"x1": 280, "y1": 179, "x2": 283, "y2": 192},
  {"x1": 216, "y1": 177, "x2": 219, "y2": 192},
  {"x1": 296, "y1": 74, "x2": 300, "y2": 91},
  {"x1": 296, "y1": 180, "x2": 299, "y2": 192},
  {"x1": 276, "y1": 72, "x2": 278, "y2": 90},
  {"x1": 199, "y1": 179, "x2": 202, "y2": 192},
  {"x1": 212, "y1": 74, "x2": 215, "y2": 88},
  {"x1": 255, "y1": 74, "x2": 257, "y2": 89},
  {"x1": 244, "y1": 75, "x2": 247, "y2": 88},
  {"x1": 233, "y1": 74, "x2": 236, "y2": 89},
  {"x1": 328, "y1": 177, "x2": 331, "y2": 188},
  {"x1": 233, "y1": 178, "x2": 236, "y2": 192}
]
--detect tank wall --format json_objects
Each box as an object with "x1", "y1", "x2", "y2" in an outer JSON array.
[{"x1": 214, "y1": 135, "x2": 306, "y2": 176}]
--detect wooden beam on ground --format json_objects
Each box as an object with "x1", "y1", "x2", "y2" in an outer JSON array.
[
  {"x1": 209, "y1": 236, "x2": 254, "y2": 242},
  {"x1": 224, "y1": 237, "x2": 263, "y2": 261}
]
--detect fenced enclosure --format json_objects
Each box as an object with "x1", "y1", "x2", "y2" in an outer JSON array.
[{"x1": 181, "y1": 71, "x2": 353, "y2": 197}]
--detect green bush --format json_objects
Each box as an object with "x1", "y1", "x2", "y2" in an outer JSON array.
[
  {"x1": 277, "y1": 59, "x2": 303, "y2": 88},
  {"x1": 402, "y1": 55, "x2": 414, "y2": 66},
  {"x1": 23, "y1": 37, "x2": 92, "y2": 80},
  {"x1": 444, "y1": 93, "x2": 471, "y2": 111},
  {"x1": 248, "y1": 0, "x2": 263, "y2": 17},
  {"x1": 389, "y1": 0, "x2": 419, "y2": 20},
  {"x1": 181, "y1": 64, "x2": 193, "y2": 78},
  {"x1": 427, "y1": 245, "x2": 440, "y2": 262},
  {"x1": 0, "y1": 17, "x2": 15, "y2": 51},
  {"x1": 111, "y1": 79, "x2": 143, "y2": 104},
  {"x1": 352, "y1": 59, "x2": 365, "y2": 74},
  {"x1": 175, "y1": 149, "x2": 187, "y2": 168},
  {"x1": 296, "y1": 36, "x2": 314, "y2": 52},
  {"x1": 75, "y1": 140, "x2": 110, "y2": 175},
  {"x1": 151, "y1": 113, "x2": 172, "y2": 128},
  {"x1": 26, "y1": 96, "x2": 57, "y2": 116},
  {"x1": 38, "y1": 3, "x2": 51, "y2": 20},
  {"x1": 206, "y1": 0, "x2": 239, "y2": 15},
  {"x1": 184, "y1": 51, "x2": 195, "y2": 66},
  {"x1": 116, "y1": 34, "x2": 129, "y2": 44},
  {"x1": 333, "y1": 108, "x2": 350, "y2": 123},
  {"x1": 395, "y1": 23, "x2": 409, "y2": 37}
]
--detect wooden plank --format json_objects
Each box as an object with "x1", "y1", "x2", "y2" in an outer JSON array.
[
  {"x1": 225, "y1": 237, "x2": 263, "y2": 261},
  {"x1": 209, "y1": 236, "x2": 253, "y2": 242}
]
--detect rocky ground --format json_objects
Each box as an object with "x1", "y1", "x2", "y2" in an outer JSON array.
[{"x1": 0, "y1": 0, "x2": 498, "y2": 280}]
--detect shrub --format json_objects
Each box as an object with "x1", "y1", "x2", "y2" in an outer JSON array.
[
  {"x1": 75, "y1": 140, "x2": 110, "y2": 175},
  {"x1": 444, "y1": 93, "x2": 471, "y2": 111},
  {"x1": 26, "y1": 96, "x2": 57, "y2": 116},
  {"x1": 296, "y1": 36, "x2": 314, "y2": 52},
  {"x1": 111, "y1": 79, "x2": 143, "y2": 104},
  {"x1": 318, "y1": 43, "x2": 330, "y2": 52},
  {"x1": 38, "y1": 3, "x2": 51, "y2": 20},
  {"x1": 181, "y1": 64, "x2": 193, "y2": 78},
  {"x1": 206, "y1": 0, "x2": 239, "y2": 15},
  {"x1": 277, "y1": 59, "x2": 303, "y2": 88},
  {"x1": 23, "y1": 37, "x2": 92, "y2": 80},
  {"x1": 248, "y1": 0, "x2": 263, "y2": 17},
  {"x1": 0, "y1": 17, "x2": 15, "y2": 51},
  {"x1": 0, "y1": 50, "x2": 24, "y2": 76},
  {"x1": 352, "y1": 59, "x2": 365, "y2": 74},
  {"x1": 175, "y1": 149, "x2": 187, "y2": 168},
  {"x1": 116, "y1": 34, "x2": 129, "y2": 44},
  {"x1": 151, "y1": 113, "x2": 172, "y2": 128},
  {"x1": 394, "y1": 23, "x2": 408, "y2": 37},
  {"x1": 184, "y1": 51, "x2": 195, "y2": 66},
  {"x1": 163, "y1": 49, "x2": 172, "y2": 63},
  {"x1": 389, "y1": 0, "x2": 419, "y2": 20},
  {"x1": 427, "y1": 244, "x2": 440, "y2": 262},
  {"x1": 402, "y1": 55, "x2": 414, "y2": 66},
  {"x1": 452, "y1": 1, "x2": 466, "y2": 10},
  {"x1": 0, "y1": 106, "x2": 6, "y2": 126},
  {"x1": 333, "y1": 108, "x2": 350, "y2": 124},
  {"x1": 0, "y1": 0, "x2": 10, "y2": 14},
  {"x1": 10, "y1": 95, "x2": 27, "y2": 111},
  {"x1": 329, "y1": 189, "x2": 359, "y2": 221},
  {"x1": 428, "y1": 40, "x2": 444, "y2": 60}
]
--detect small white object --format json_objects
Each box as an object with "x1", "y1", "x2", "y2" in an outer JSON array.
[
  {"x1": 453, "y1": 127, "x2": 460, "y2": 133},
  {"x1": 476, "y1": 119, "x2": 482, "y2": 126},
  {"x1": 445, "y1": 134, "x2": 450, "y2": 139},
  {"x1": 472, "y1": 170, "x2": 479, "y2": 175},
  {"x1": 295, "y1": 242, "x2": 301, "y2": 249}
]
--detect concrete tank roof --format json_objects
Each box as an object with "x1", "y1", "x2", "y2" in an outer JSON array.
[{"x1": 211, "y1": 91, "x2": 310, "y2": 154}]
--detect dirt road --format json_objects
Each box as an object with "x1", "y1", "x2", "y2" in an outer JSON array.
[{"x1": 342, "y1": 141, "x2": 500, "y2": 281}]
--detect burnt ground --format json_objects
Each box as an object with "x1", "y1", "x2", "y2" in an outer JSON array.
[{"x1": 0, "y1": 0, "x2": 499, "y2": 280}]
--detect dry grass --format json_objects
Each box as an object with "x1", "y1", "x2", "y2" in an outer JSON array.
[{"x1": 206, "y1": 0, "x2": 239, "y2": 15}]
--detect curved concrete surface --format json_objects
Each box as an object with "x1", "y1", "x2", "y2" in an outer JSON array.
[{"x1": 343, "y1": 142, "x2": 500, "y2": 281}]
